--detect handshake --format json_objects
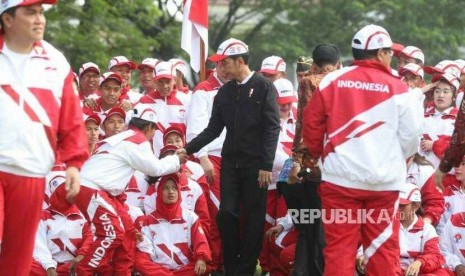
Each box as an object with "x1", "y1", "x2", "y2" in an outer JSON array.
[{"x1": 175, "y1": 148, "x2": 188, "y2": 164}]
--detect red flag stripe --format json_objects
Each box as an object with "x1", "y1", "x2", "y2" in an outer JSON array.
[{"x1": 188, "y1": 0, "x2": 208, "y2": 27}]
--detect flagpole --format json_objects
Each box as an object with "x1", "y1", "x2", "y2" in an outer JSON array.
[{"x1": 200, "y1": 39, "x2": 206, "y2": 82}]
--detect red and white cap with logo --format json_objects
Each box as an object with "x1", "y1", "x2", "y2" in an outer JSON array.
[
  {"x1": 132, "y1": 103, "x2": 160, "y2": 125},
  {"x1": 399, "y1": 183, "x2": 421, "y2": 205},
  {"x1": 455, "y1": 59, "x2": 465, "y2": 75},
  {"x1": 108, "y1": 56, "x2": 137, "y2": 70},
  {"x1": 79, "y1": 62, "x2": 101, "y2": 77},
  {"x1": 432, "y1": 72, "x2": 460, "y2": 91},
  {"x1": 259, "y1": 56, "x2": 286, "y2": 75},
  {"x1": 208, "y1": 38, "x2": 249, "y2": 62},
  {"x1": 351, "y1": 24, "x2": 393, "y2": 50},
  {"x1": 137, "y1": 58, "x2": 159, "y2": 70},
  {"x1": 424, "y1": 60, "x2": 461, "y2": 78},
  {"x1": 169, "y1": 58, "x2": 188, "y2": 76},
  {"x1": 83, "y1": 113, "x2": 102, "y2": 125},
  {"x1": 0, "y1": 0, "x2": 56, "y2": 15},
  {"x1": 103, "y1": 107, "x2": 126, "y2": 124},
  {"x1": 399, "y1": 63, "x2": 424, "y2": 79},
  {"x1": 399, "y1": 46, "x2": 424, "y2": 64},
  {"x1": 273, "y1": 78, "x2": 297, "y2": 105},
  {"x1": 99, "y1": 72, "x2": 123, "y2": 86},
  {"x1": 153, "y1": 61, "x2": 175, "y2": 81}
]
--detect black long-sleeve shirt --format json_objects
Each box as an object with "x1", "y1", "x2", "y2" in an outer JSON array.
[{"x1": 186, "y1": 72, "x2": 280, "y2": 171}]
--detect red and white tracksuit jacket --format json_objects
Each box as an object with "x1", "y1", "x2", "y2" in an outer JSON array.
[
  {"x1": 125, "y1": 171, "x2": 149, "y2": 212},
  {"x1": 43, "y1": 164, "x2": 67, "y2": 209},
  {"x1": 120, "y1": 87, "x2": 143, "y2": 105},
  {"x1": 80, "y1": 128, "x2": 180, "y2": 196},
  {"x1": 420, "y1": 104, "x2": 457, "y2": 169},
  {"x1": 0, "y1": 36, "x2": 88, "y2": 275},
  {"x1": 32, "y1": 208, "x2": 92, "y2": 270},
  {"x1": 399, "y1": 216, "x2": 445, "y2": 274},
  {"x1": 0, "y1": 38, "x2": 88, "y2": 177},
  {"x1": 182, "y1": 161, "x2": 209, "y2": 192},
  {"x1": 406, "y1": 162, "x2": 445, "y2": 225},
  {"x1": 302, "y1": 60, "x2": 424, "y2": 276},
  {"x1": 136, "y1": 209, "x2": 212, "y2": 270},
  {"x1": 144, "y1": 176, "x2": 210, "y2": 235},
  {"x1": 440, "y1": 212, "x2": 465, "y2": 271},
  {"x1": 437, "y1": 181, "x2": 465, "y2": 235},
  {"x1": 139, "y1": 90, "x2": 191, "y2": 157},
  {"x1": 186, "y1": 72, "x2": 225, "y2": 160},
  {"x1": 303, "y1": 60, "x2": 424, "y2": 192},
  {"x1": 270, "y1": 112, "x2": 296, "y2": 190}
]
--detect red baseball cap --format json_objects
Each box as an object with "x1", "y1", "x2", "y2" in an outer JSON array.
[
  {"x1": 163, "y1": 125, "x2": 185, "y2": 146},
  {"x1": 103, "y1": 107, "x2": 126, "y2": 124},
  {"x1": 159, "y1": 145, "x2": 178, "y2": 158},
  {"x1": 99, "y1": 72, "x2": 123, "y2": 87},
  {"x1": 83, "y1": 113, "x2": 102, "y2": 125}
]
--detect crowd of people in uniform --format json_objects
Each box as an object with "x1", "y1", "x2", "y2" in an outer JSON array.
[
  {"x1": 4, "y1": 1, "x2": 465, "y2": 276},
  {"x1": 30, "y1": 27, "x2": 465, "y2": 276}
]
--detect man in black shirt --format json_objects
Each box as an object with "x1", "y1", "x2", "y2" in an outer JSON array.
[{"x1": 184, "y1": 38, "x2": 280, "y2": 276}]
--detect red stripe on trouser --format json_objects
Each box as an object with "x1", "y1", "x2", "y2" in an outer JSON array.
[
  {"x1": 111, "y1": 199, "x2": 136, "y2": 275},
  {"x1": 206, "y1": 155, "x2": 223, "y2": 270},
  {"x1": 0, "y1": 171, "x2": 45, "y2": 276},
  {"x1": 319, "y1": 182, "x2": 400, "y2": 276},
  {"x1": 30, "y1": 259, "x2": 72, "y2": 276},
  {"x1": 73, "y1": 186, "x2": 125, "y2": 275}
]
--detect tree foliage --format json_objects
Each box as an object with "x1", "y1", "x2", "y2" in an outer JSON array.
[{"x1": 44, "y1": 0, "x2": 465, "y2": 79}]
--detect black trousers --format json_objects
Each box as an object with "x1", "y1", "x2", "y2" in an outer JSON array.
[
  {"x1": 278, "y1": 180, "x2": 325, "y2": 276},
  {"x1": 217, "y1": 163, "x2": 268, "y2": 276}
]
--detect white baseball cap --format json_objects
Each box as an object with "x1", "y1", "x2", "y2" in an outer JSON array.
[
  {"x1": 259, "y1": 56, "x2": 286, "y2": 75},
  {"x1": 108, "y1": 56, "x2": 136, "y2": 70},
  {"x1": 352, "y1": 24, "x2": 393, "y2": 50},
  {"x1": 273, "y1": 78, "x2": 297, "y2": 105},
  {"x1": 399, "y1": 183, "x2": 421, "y2": 205},
  {"x1": 432, "y1": 72, "x2": 460, "y2": 91},
  {"x1": 399, "y1": 46, "x2": 425, "y2": 64},
  {"x1": 132, "y1": 103, "x2": 159, "y2": 125},
  {"x1": 399, "y1": 63, "x2": 424, "y2": 79},
  {"x1": 455, "y1": 59, "x2": 465, "y2": 74},
  {"x1": 424, "y1": 60, "x2": 461, "y2": 78},
  {"x1": 153, "y1": 61, "x2": 175, "y2": 81},
  {"x1": 79, "y1": 62, "x2": 100, "y2": 77},
  {"x1": 169, "y1": 58, "x2": 188, "y2": 76},
  {"x1": 1, "y1": 0, "x2": 56, "y2": 15},
  {"x1": 99, "y1": 72, "x2": 123, "y2": 87},
  {"x1": 208, "y1": 38, "x2": 249, "y2": 62},
  {"x1": 137, "y1": 58, "x2": 159, "y2": 70}
]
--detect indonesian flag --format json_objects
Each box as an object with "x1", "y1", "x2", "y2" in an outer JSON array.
[{"x1": 181, "y1": 0, "x2": 208, "y2": 73}]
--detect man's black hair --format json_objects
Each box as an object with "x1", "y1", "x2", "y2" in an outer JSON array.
[
  {"x1": 312, "y1": 44, "x2": 340, "y2": 67},
  {"x1": 352, "y1": 47, "x2": 391, "y2": 61},
  {"x1": 229, "y1": 53, "x2": 250, "y2": 65},
  {"x1": 0, "y1": 7, "x2": 17, "y2": 33},
  {"x1": 129, "y1": 117, "x2": 155, "y2": 131}
]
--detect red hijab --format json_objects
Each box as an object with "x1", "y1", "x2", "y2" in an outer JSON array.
[{"x1": 155, "y1": 173, "x2": 182, "y2": 221}]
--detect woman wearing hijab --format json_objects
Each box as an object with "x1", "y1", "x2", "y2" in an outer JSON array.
[{"x1": 135, "y1": 174, "x2": 211, "y2": 275}]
